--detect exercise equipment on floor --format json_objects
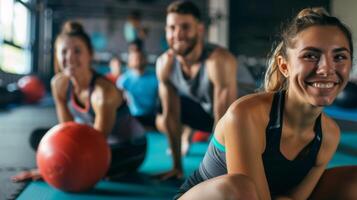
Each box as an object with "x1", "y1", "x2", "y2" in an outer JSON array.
[
  {"x1": 334, "y1": 82, "x2": 357, "y2": 109},
  {"x1": 191, "y1": 131, "x2": 210, "y2": 143},
  {"x1": 105, "y1": 73, "x2": 118, "y2": 84},
  {"x1": 36, "y1": 122, "x2": 111, "y2": 192},
  {"x1": 17, "y1": 75, "x2": 46, "y2": 104}
]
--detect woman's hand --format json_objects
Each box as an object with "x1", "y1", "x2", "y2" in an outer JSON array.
[{"x1": 11, "y1": 169, "x2": 42, "y2": 182}]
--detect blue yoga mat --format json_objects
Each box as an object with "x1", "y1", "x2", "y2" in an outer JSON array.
[
  {"x1": 16, "y1": 131, "x2": 356, "y2": 200},
  {"x1": 16, "y1": 132, "x2": 207, "y2": 200}
]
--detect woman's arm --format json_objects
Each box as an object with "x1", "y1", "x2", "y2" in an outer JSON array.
[
  {"x1": 91, "y1": 78, "x2": 122, "y2": 136},
  {"x1": 51, "y1": 74, "x2": 73, "y2": 123},
  {"x1": 219, "y1": 98, "x2": 271, "y2": 200},
  {"x1": 12, "y1": 74, "x2": 74, "y2": 182}
]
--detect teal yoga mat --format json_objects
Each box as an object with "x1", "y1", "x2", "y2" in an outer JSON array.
[
  {"x1": 16, "y1": 132, "x2": 207, "y2": 200},
  {"x1": 17, "y1": 131, "x2": 357, "y2": 200}
]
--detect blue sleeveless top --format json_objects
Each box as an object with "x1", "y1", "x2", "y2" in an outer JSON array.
[
  {"x1": 67, "y1": 72, "x2": 145, "y2": 145},
  {"x1": 176, "y1": 91, "x2": 323, "y2": 196},
  {"x1": 117, "y1": 69, "x2": 158, "y2": 116}
]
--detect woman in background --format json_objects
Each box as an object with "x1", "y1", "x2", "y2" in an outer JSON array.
[{"x1": 13, "y1": 21, "x2": 147, "y2": 181}]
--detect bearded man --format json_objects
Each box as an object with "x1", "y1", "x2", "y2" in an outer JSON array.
[{"x1": 155, "y1": 0, "x2": 238, "y2": 180}]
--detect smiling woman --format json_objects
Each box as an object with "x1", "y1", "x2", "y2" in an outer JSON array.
[
  {"x1": 12, "y1": 21, "x2": 147, "y2": 184},
  {"x1": 277, "y1": 25, "x2": 351, "y2": 106},
  {"x1": 174, "y1": 7, "x2": 357, "y2": 200}
]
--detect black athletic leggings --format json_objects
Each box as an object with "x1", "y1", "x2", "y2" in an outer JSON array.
[
  {"x1": 158, "y1": 96, "x2": 214, "y2": 133},
  {"x1": 30, "y1": 128, "x2": 147, "y2": 176}
]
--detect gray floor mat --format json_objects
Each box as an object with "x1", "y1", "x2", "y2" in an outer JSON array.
[
  {"x1": 0, "y1": 167, "x2": 30, "y2": 200},
  {"x1": 0, "y1": 105, "x2": 57, "y2": 199}
]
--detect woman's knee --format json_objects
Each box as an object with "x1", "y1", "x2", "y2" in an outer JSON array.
[
  {"x1": 155, "y1": 115, "x2": 181, "y2": 138},
  {"x1": 215, "y1": 174, "x2": 259, "y2": 200},
  {"x1": 335, "y1": 167, "x2": 357, "y2": 200},
  {"x1": 311, "y1": 166, "x2": 357, "y2": 200},
  {"x1": 180, "y1": 174, "x2": 259, "y2": 200}
]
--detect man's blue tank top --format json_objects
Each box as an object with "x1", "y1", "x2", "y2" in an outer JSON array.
[{"x1": 117, "y1": 68, "x2": 158, "y2": 116}]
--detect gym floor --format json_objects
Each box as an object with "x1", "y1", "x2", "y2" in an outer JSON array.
[{"x1": 0, "y1": 97, "x2": 356, "y2": 200}]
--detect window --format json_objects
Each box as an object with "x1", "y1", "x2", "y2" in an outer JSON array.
[{"x1": 0, "y1": 0, "x2": 32, "y2": 74}]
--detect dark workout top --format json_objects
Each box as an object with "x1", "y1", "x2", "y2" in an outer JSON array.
[
  {"x1": 168, "y1": 43, "x2": 218, "y2": 116},
  {"x1": 67, "y1": 72, "x2": 145, "y2": 145},
  {"x1": 175, "y1": 90, "x2": 323, "y2": 198}
]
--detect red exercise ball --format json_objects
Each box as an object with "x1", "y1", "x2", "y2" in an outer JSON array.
[
  {"x1": 191, "y1": 131, "x2": 210, "y2": 143},
  {"x1": 36, "y1": 122, "x2": 111, "y2": 192},
  {"x1": 105, "y1": 74, "x2": 118, "y2": 84},
  {"x1": 17, "y1": 75, "x2": 45, "y2": 104}
]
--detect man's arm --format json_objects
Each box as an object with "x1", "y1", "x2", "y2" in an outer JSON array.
[
  {"x1": 207, "y1": 48, "x2": 238, "y2": 127},
  {"x1": 156, "y1": 51, "x2": 183, "y2": 179}
]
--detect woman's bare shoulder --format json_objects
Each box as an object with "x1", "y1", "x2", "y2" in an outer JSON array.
[
  {"x1": 229, "y1": 91, "x2": 274, "y2": 116},
  {"x1": 51, "y1": 73, "x2": 69, "y2": 86},
  {"x1": 217, "y1": 92, "x2": 274, "y2": 154},
  {"x1": 321, "y1": 113, "x2": 341, "y2": 147},
  {"x1": 92, "y1": 77, "x2": 122, "y2": 106}
]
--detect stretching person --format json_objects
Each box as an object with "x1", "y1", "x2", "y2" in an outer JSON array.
[
  {"x1": 118, "y1": 39, "x2": 158, "y2": 129},
  {"x1": 175, "y1": 8, "x2": 357, "y2": 200},
  {"x1": 12, "y1": 21, "x2": 146, "y2": 181},
  {"x1": 156, "y1": 0, "x2": 238, "y2": 180},
  {"x1": 106, "y1": 56, "x2": 122, "y2": 84}
]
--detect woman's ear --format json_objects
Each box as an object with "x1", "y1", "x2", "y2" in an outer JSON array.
[{"x1": 277, "y1": 55, "x2": 289, "y2": 78}]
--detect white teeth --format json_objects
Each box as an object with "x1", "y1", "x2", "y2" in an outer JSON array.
[{"x1": 312, "y1": 82, "x2": 334, "y2": 88}]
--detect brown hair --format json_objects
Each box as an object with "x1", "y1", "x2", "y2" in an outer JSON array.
[
  {"x1": 54, "y1": 21, "x2": 93, "y2": 73},
  {"x1": 167, "y1": 0, "x2": 201, "y2": 21},
  {"x1": 264, "y1": 7, "x2": 353, "y2": 92}
]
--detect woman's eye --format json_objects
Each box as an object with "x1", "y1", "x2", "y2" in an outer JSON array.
[
  {"x1": 182, "y1": 24, "x2": 190, "y2": 31},
  {"x1": 74, "y1": 48, "x2": 81, "y2": 54},
  {"x1": 303, "y1": 53, "x2": 319, "y2": 61}
]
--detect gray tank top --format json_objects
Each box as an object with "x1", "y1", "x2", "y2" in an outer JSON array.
[
  {"x1": 176, "y1": 91, "x2": 323, "y2": 197},
  {"x1": 168, "y1": 43, "x2": 218, "y2": 116},
  {"x1": 67, "y1": 72, "x2": 145, "y2": 145}
]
